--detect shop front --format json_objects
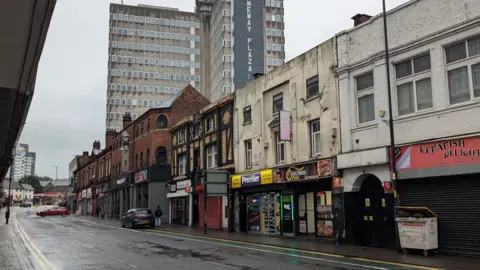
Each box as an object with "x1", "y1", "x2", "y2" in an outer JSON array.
[
  {"x1": 86, "y1": 188, "x2": 92, "y2": 215},
  {"x1": 111, "y1": 173, "x2": 132, "y2": 219},
  {"x1": 167, "y1": 179, "x2": 192, "y2": 226},
  {"x1": 232, "y1": 159, "x2": 339, "y2": 238},
  {"x1": 394, "y1": 136, "x2": 480, "y2": 257},
  {"x1": 134, "y1": 169, "x2": 149, "y2": 208},
  {"x1": 232, "y1": 168, "x2": 290, "y2": 236},
  {"x1": 76, "y1": 192, "x2": 82, "y2": 215},
  {"x1": 96, "y1": 183, "x2": 109, "y2": 214},
  {"x1": 80, "y1": 189, "x2": 87, "y2": 215}
]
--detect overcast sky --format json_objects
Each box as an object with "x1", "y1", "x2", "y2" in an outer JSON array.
[{"x1": 20, "y1": 0, "x2": 409, "y2": 179}]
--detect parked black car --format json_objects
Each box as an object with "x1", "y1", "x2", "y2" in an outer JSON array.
[
  {"x1": 120, "y1": 208, "x2": 155, "y2": 229},
  {"x1": 20, "y1": 201, "x2": 32, "y2": 208}
]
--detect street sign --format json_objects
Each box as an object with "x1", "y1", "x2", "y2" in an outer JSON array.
[{"x1": 205, "y1": 169, "x2": 228, "y2": 197}]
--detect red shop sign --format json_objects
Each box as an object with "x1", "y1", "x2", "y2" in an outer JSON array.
[{"x1": 390, "y1": 137, "x2": 480, "y2": 171}]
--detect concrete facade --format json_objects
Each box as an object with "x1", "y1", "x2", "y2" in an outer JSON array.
[
  {"x1": 107, "y1": 4, "x2": 201, "y2": 131},
  {"x1": 233, "y1": 38, "x2": 339, "y2": 172},
  {"x1": 336, "y1": 0, "x2": 480, "y2": 191}
]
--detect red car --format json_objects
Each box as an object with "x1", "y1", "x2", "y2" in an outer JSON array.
[{"x1": 36, "y1": 207, "x2": 70, "y2": 217}]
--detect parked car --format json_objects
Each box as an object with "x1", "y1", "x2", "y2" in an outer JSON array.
[
  {"x1": 121, "y1": 208, "x2": 155, "y2": 229},
  {"x1": 20, "y1": 201, "x2": 32, "y2": 208},
  {"x1": 36, "y1": 207, "x2": 70, "y2": 217}
]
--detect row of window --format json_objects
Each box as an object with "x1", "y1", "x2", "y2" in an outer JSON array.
[
  {"x1": 110, "y1": 41, "x2": 201, "y2": 55},
  {"x1": 266, "y1": 14, "x2": 284, "y2": 23},
  {"x1": 356, "y1": 35, "x2": 480, "y2": 124},
  {"x1": 111, "y1": 13, "x2": 200, "y2": 29},
  {"x1": 266, "y1": 43, "x2": 284, "y2": 52},
  {"x1": 108, "y1": 83, "x2": 182, "y2": 94},
  {"x1": 177, "y1": 144, "x2": 217, "y2": 174},
  {"x1": 108, "y1": 69, "x2": 200, "y2": 82},
  {"x1": 266, "y1": 28, "x2": 284, "y2": 37},
  {"x1": 107, "y1": 98, "x2": 170, "y2": 107},
  {"x1": 265, "y1": 0, "x2": 283, "y2": 8},
  {"x1": 109, "y1": 55, "x2": 200, "y2": 69},
  {"x1": 111, "y1": 27, "x2": 200, "y2": 42},
  {"x1": 267, "y1": 58, "x2": 284, "y2": 66},
  {"x1": 107, "y1": 112, "x2": 139, "y2": 121}
]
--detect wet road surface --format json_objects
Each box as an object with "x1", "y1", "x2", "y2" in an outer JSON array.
[{"x1": 10, "y1": 207, "x2": 435, "y2": 270}]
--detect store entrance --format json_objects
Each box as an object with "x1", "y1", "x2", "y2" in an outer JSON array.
[
  {"x1": 247, "y1": 193, "x2": 280, "y2": 235},
  {"x1": 171, "y1": 196, "x2": 189, "y2": 225}
]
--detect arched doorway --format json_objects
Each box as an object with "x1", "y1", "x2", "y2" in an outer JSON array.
[
  {"x1": 156, "y1": 146, "x2": 167, "y2": 165},
  {"x1": 347, "y1": 174, "x2": 395, "y2": 248}
]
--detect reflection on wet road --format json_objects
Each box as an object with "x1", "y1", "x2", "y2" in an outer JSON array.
[{"x1": 11, "y1": 207, "x2": 428, "y2": 270}]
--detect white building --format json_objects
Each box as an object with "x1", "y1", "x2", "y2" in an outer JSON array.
[
  {"x1": 6, "y1": 143, "x2": 36, "y2": 181},
  {"x1": 2, "y1": 180, "x2": 34, "y2": 202},
  {"x1": 336, "y1": 0, "x2": 480, "y2": 255},
  {"x1": 232, "y1": 38, "x2": 341, "y2": 238}
]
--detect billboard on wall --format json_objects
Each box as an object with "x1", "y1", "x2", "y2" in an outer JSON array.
[{"x1": 233, "y1": 0, "x2": 265, "y2": 90}]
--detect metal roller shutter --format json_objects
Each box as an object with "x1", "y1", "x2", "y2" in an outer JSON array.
[{"x1": 397, "y1": 174, "x2": 480, "y2": 257}]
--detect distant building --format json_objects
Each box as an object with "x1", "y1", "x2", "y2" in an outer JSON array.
[
  {"x1": 6, "y1": 143, "x2": 36, "y2": 181},
  {"x1": 2, "y1": 180, "x2": 34, "y2": 202},
  {"x1": 196, "y1": 0, "x2": 286, "y2": 101},
  {"x1": 106, "y1": 3, "x2": 201, "y2": 131}
]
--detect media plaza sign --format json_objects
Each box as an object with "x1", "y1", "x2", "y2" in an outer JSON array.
[{"x1": 233, "y1": 0, "x2": 265, "y2": 89}]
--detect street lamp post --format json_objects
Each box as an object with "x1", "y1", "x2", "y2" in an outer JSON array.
[
  {"x1": 5, "y1": 149, "x2": 16, "y2": 224},
  {"x1": 52, "y1": 165, "x2": 58, "y2": 204}
]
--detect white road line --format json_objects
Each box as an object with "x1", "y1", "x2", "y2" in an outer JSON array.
[{"x1": 145, "y1": 232, "x2": 388, "y2": 270}]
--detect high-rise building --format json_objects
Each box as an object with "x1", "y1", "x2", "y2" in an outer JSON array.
[
  {"x1": 107, "y1": 3, "x2": 201, "y2": 131},
  {"x1": 7, "y1": 143, "x2": 36, "y2": 181},
  {"x1": 196, "y1": 0, "x2": 285, "y2": 101}
]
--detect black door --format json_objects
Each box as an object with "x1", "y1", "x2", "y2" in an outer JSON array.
[
  {"x1": 358, "y1": 175, "x2": 394, "y2": 248},
  {"x1": 192, "y1": 194, "x2": 199, "y2": 226},
  {"x1": 239, "y1": 195, "x2": 247, "y2": 233}
]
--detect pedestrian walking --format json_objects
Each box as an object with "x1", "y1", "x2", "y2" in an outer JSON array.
[
  {"x1": 154, "y1": 205, "x2": 163, "y2": 227},
  {"x1": 96, "y1": 205, "x2": 101, "y2": 218}
]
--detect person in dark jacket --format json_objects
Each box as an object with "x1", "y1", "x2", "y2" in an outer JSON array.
[
  {"x1": 96, "y1": 205, "x2": 101, "y2": 218},
  {"x1": 154, "y1": 205, "x2": 163, "y2": 227}
]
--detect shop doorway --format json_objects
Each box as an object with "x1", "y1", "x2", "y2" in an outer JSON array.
[
  {"x1": 345, "y1": 174, "x2": 395, "y2": 248},
  {"x1": 171, "y1": 196, "x2": 189, "y2": 225},
  {"x1": 192, "y1": 194, "x2": 199, "y2": 226},
  {"x1": 246, "y1": 193, "x2": 280, "y2": 235}
]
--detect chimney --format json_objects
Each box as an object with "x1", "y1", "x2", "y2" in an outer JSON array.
[
  {"x1": 82, "y1": 151, "x2": 89, "y2": 165},
  {"x1": 253, "y1": 73, "x2": 264, "y2": 79},
  {"x1": 93, "y1": 140, "x2": 101, "y2": 150},
  {"x1": 106, "y1": 128, "x2": 117, "y2": 148},
  {"x1": 123, "y1": 112, "x2": 132, "y2": 129},
  {"x1": 351, "y1": 14, "x2": 372, "y2": 27}
]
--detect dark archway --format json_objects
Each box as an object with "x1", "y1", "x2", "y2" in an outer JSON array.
[
  {"x1": 347, "y1": 174, "x2": 395, "y2": 248},
  {"x1": 156, "y1": 115, "x2": 168, "y2": 129},
  {"x1": 156, "y1": 146, "x2": 168, "y2": 165}
]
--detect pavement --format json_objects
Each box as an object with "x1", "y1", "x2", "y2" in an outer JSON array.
[{"x1": 0, "y1": 206, "x2": 478, "y2": 270}]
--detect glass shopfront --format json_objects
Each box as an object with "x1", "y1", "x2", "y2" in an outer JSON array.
[
  {"x1": 316, "y1": 191, "x2": 333, "y2": 237},
  {"x1": 247, "y1": 192, "x2": 280, "y2": 235},
  {"x1": 171, "y1": 196, "x2": 189, "y2": 225}
]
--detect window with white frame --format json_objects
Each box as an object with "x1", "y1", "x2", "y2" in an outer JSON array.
[
  {"x1": 206, "y1": 144, "x2": 217, "y2": 169},
  {"x1": 275, "y1": 132, "x2": 285, "y2": 164},
  {"x1": 395, "y1": 54, "x2": 432, "y2": 116},
  {"x1": 445, "y1": 36, "x2": 480, "y2": 105},
  {"x1": 178, "y1": 154, "x2": 187, "y2": 175},
  {"x1": 245, "y1": 140, "x2": 252, "y2": 169},
  {"x1": 356, "y1": 72, "x2": 375, "y2": 124},
  {"x1": 178, "y1": 130, "x2": 185, "y2": 143},
  {"x1": 206, "y1": 117, "x2": 214, "y2": 132},
  {"x1": 310, "y1": 119, "x2": 321, "y2": 156}
]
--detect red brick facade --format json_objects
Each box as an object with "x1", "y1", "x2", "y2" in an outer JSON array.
[{"x1": 74, "y1": 85, "x2": 209, "y2": 214}]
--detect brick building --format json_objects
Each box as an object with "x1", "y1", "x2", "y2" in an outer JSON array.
[
  {"x1": 74, "y1": 141, "x2": 112, "y2": 216},
  {"x1": 108, "y1": 84, "x2": 210, "y2": 219}
]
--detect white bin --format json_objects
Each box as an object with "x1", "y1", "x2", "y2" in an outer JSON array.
[{"x1": 396, "y1": 207, "x2": 438, "y2": 257}]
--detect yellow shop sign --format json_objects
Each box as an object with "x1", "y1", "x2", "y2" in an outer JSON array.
[{"x1": 231, "y1": 169, "x2": 273, "y2": 189}]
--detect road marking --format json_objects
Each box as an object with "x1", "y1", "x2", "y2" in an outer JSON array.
[
  {"x1": 73, "y1": 237, "x2": 137, "y2": 268},
  {"x1": 69, "y1": 217, "x2": 442, "y2": 270},
  {"x1": 145, "y1": 231, "x2": 388, "y2": 270},
  {"x1": 12, "y1": 220, "x2": 48, "y2": 270},
  {"x1": 13, "y1": 212, "x2": 56, "y2": 270},
  {"x1": 146, "y1": 230, "x2": 443, "y2": 270},
  {"x1": 205, "y1": 261, "x2": 239, "y2": 269}
]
